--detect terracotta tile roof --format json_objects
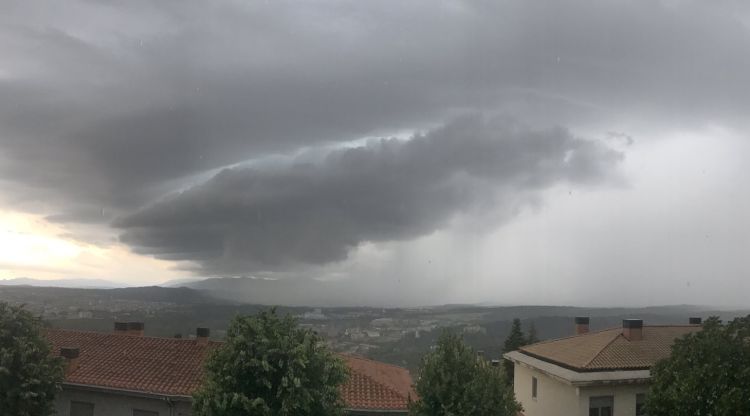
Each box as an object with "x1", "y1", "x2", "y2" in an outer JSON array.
[
  {"x1": 46, "y1": 329, "x2": 218, "y2": 396},
  {"x1": 45, "y1": 329, "x2": 414, "y2": 411},
  {"x1": 519, "y1": 325, "x2": 701, "y2": 371},
  {"x1": 341, "y1": 355, "x2": 416, "y2": 410}
]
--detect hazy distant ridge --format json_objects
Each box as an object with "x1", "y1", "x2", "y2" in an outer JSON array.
[{"x1": 0, "y1": 277, "x2": 127, "y2": 289}]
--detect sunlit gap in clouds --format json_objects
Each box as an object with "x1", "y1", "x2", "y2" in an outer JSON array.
[
  {"x1": 0, "y1": 211, "x2": 81, "y2": 270},
  {"x1": 0, "y1": 210, "x2": 189, "y2": 285}
]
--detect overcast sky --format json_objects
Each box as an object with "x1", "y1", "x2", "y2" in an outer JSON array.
[{"x1": 1, "y1": 0, "x2": 749, "y2": 307}]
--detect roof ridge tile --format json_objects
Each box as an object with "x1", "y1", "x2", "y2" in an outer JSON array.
[{"x1": 582, "y1": 332, "x2": 623, "y2": 369}]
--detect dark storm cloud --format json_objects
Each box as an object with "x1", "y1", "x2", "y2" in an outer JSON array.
[
  {"x1": 116, "y1": 116, "x2": 622, "y2": 273},
  {"x1": 1, "y1": 0, "x2": 750, "y2": 225}
]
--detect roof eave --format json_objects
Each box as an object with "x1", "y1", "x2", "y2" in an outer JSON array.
[
  {"x1": 503, "y1": 351, "x2": 651, "y2": 387},
  {"x1": 517, "y1": 348, "x2": 651, "y2": 373},
  {"x1": 61, "y1": 382, "x2": 193, "y2": 402},
  {"x1": 63, "y1": 382, "x2": 410, "y2": 410}
]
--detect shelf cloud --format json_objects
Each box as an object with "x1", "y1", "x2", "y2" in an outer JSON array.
[{"x1": 117, "y1": 116, "x2": 622, "y2": 273}]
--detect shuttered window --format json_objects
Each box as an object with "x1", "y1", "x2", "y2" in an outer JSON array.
[
  {"x1": 70, "y1": 401, "x2": 94, "y2": 416},
  {"x1": 133, "y1": 409, "x2": 159, "y2": 416},
  {"x1": 589, "y1": 396, "x2": 614, "y2": 416}
]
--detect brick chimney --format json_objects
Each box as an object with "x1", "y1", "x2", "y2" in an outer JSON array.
[
  {"x1": 196, "y1": 327, "x2": 210, "y2": 346},
  {"x1": 114, "y1": 322, "x2": 128, "y2": 335},
  {"x1": 60, "y1": 347, "x2": 80, "y2": 375},
  {"x1": 689, "y1": 317, "x2": 702, "y2": 325},
  {"x1": 127, "y1": 322, "x2": 145, "y2": 337},
  {"x1": 575, "y1": 316, "x2": 590, "y2": 335},
  {"x1": 622, "y1": 319, "x2": 643, "y2": 341}
]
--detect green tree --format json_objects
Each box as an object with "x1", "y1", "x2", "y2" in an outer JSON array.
[
  {"x1": 193, "y1": 308, "x2": 349, "y2": 416},
  {"x1": 0, "y1": 302, "x2": 63, "y2": 416},
  {"x1": 502, "y1": 318, "x2": 527, "y2": 384},
  {"x1": 410, "y1": 331, "x2": 520, "y2": 416},
  {"x1": 525, "y1": 321, "x2": 539, "y2": 345},
  {"x1": 647, "y1": 315, "x2": 750, "y2": 415}
]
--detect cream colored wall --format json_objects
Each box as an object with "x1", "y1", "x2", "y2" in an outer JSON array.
[
  {"x1": 54, "y1": 388, "x2": 193, "y2": 416},
  {"x1": 514, "y1": 363, "x2": 649, "y2": 416},
  {"x1": 55, "y1": 387, "x2": 402, "y2": 416},
  {"x1": 578, "y1": 384, "x2": 648, "y2": 416},
  {"x1": 514, "y1": 364, "x2": 581, "y2": 416}
]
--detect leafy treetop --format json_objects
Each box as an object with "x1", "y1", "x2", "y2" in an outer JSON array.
[
  {"x1": 647, "y1": 315, "x2": 750, "y2": 416},
  {"x1": 0, "y1": 302, "x2": 63, "y2": 416},
  {"x1": 410, "y1": 331, "x2": 521, "y2": 416},
  {"x1": 193, "y1": 308, "x2": 349, "y2": 416}
]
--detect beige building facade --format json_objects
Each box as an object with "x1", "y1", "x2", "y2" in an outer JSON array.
[
  {"x1": 508, "y1": 352, "x2": 648, "y2": 416},
  {"x1": 505, "y1": 317, "x2": 702, "y2": 416}
]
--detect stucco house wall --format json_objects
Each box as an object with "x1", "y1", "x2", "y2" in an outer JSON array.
[
  {"x1": 514, "y1": 363, "x2": 649, "y2": 416},
  {"x1": 514, "y1": 363, "x2": 581, "y2": 416},
  {"x1": 578, "y1": 384, "x2": 648, "y2": 416},
  {"x1": 54, "y1": 386, "x2": 192, "y2": 416},
  {"x1": 55, "y1": 385, "x2": 406, "y2": 416}
]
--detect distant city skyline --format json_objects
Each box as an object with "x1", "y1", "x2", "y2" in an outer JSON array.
[{"x1": 1, "y1": 1, "x2": 749, "y2": 307}]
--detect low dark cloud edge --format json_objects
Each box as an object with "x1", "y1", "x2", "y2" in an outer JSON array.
[{"x1": 115, "y1": 115, "x2": 623, "y2": 275}]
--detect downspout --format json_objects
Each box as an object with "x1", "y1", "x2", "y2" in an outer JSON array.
[{"x1": 164, "y1": 396, "x2": 176, "y2": 416}]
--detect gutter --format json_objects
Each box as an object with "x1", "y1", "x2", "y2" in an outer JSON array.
[
  {"x1": 61, "y1": 382, "x2": 193, "y2": 402},
  {"x1": 503, "y1": 351, "x2": 651, "y2": 387},
  {"x1": 63, "y1": 383, "x2": 407, "y2": 414}
]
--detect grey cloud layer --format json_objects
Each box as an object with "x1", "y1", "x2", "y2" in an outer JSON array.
[
  {"x1": 117, "y1": 116, "x2": 622, "y2": 273},
  {"x1": 1, "y1": 0, "x2": 749, "y2": 223},
  {"x1": 0, "y1": 0, "x2": 748, "y2": 283}
]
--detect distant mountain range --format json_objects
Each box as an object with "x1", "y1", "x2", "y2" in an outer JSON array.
[
  {"x1": 165, "y1": 276, "x2": 744, "y2": 310},
  {"x1": 3, "y1": 276, "x2": 748, "y2": 311},
  {"x1": 0, "y1": 283, "x2": 222, "y2": 305},
  {"x1": 0, "y1": 277, "x2": 128, "y2": 289},
  {"x1": 0, "y1": 276, "x2": 342, "y2": 305},
  {"x1": 161, "y1": 277, "x2": 205, "y2": 287},
  {"x1": 177, "y1": 276, "x2": 408, "y2": 307}
]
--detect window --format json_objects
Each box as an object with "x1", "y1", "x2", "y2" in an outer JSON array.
[
  {"x1": 70, "y1": 401, "x2": 94, "y2": 416},
  {"x1": 133, "y1": 410, "x2": 159, "y2": 416},
  {"x1": 531, "y1": 376, "x2": 538, "y2": 399},
  {"x1": 589, "y1": 396, "x2": 614, "y2": 416},
  {"x1": 636, "y1": 393, "x2": 647, "y2": 416}
]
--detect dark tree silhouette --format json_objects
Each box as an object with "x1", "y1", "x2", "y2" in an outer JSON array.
[{"x1": 0, "y1": 302, "x2": 63, "y2": 416}]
